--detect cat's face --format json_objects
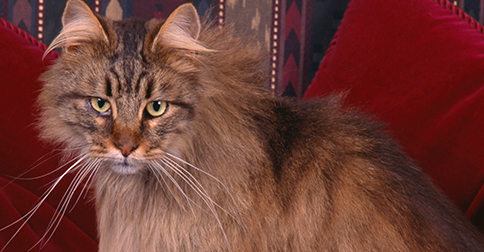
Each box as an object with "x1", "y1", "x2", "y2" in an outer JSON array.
[
  {"x1": 56, "y1": 50, "x2": 195, "y2": 175},
  {"x1": 38, "y1": 1, "x2": 205, "y2": 175}
]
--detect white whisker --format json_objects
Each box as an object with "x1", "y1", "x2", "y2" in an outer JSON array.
[
  {"x1": 163, "y1": 152, "x2": 255, "y2": 249},
  {"x1": 157, "y1": 158, "x2": 231, "y2": 250},
  {"x1": 0, "y1": 154, "x2": 89, "y2": 252},
  {"x1": 36, "y1": 157, "x2": 97, "y2": 250},
  {"x1": 80, "y1": 159, "x2": 101, "y2": 198},
  {"x1": 37, "y1": 158, "x2": 100, "y2": 249},
  {"x1": 68, "y1": 159, "x2": 101, "y2": 213},
  {"x1": 148, "y1": 162, "x2": 195, "y2": 213},
  {"x1": 160, "y1": 158, "x2": 216, "y2": 208},
  {"x1": 164, "y1": 153, "x2": 245, "y2": 226},
  {"x1": 1, "y1": 151, "x2": 72, "y2": 187}
]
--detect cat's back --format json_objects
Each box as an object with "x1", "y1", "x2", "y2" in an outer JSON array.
[{"x1": 256, "y1": 96, "x2": 484, "y2": 251}]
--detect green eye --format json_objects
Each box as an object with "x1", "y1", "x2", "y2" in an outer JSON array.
[
  {"x1": 90, "y1": 97, "x2": 111, "y2": 113},
  {"x1": 146, "y1": 101, "x2": 168, "y2": 117}
]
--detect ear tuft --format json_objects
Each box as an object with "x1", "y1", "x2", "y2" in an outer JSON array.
[
  {"x1": 152, "y1": 3, "x2": 210, "y2": 52},
  {"x1": 45, "y1": 0, "x2": 108, "y2": 55}
]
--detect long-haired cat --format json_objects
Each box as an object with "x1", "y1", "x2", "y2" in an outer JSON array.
[{"x1": 32, "y1": 0, "x2": 484, "y2": 251}]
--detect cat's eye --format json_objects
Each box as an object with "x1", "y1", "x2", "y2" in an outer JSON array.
[
  {"x1": 146, "y1": 101, "x2": 168, "y2": 117},
  {"x1": 90, "y1": 97, "x2": 111, "y2": 113}
]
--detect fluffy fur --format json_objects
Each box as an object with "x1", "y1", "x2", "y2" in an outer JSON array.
[{"x1": 36, "y1": 0, "x2": 484, "y2": 251}]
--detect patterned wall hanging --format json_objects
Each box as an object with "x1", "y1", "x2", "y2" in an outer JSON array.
[
  {"x1": 212, "y1": 0, "x2": 312, "y2": 97},
  {"x1": 0, "y1": 0, "x2": 312, "y2": 98},
  {"x1": 277, "y1": 0, "x2": 312, "y2": 98}
]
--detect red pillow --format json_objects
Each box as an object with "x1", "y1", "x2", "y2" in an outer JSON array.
[
  {"x1": 0, "y1": 18, "x2": 98, "y2": 251},
  {"x1": 304, "y1": 0, "x2": 484, "y2": 230}
]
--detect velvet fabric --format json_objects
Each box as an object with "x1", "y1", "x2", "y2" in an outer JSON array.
[
  {"x1": 0, "y1": 18, "x2": 98, "y2": 251},
  {"x1": 304, "y1": 0, "x2": 484, "y2": 231}
]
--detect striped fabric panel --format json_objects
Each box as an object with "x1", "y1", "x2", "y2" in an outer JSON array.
[{"x1": 0, "y1": 0, "x2": 313, "y2": 97}]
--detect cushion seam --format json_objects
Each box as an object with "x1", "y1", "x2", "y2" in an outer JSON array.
[
  {"x1": 433, "y1": 0, "x2": 484, "y2": 34},
  {"x1": 0, "y1": 18, "x2": 58, "y2": 59}
]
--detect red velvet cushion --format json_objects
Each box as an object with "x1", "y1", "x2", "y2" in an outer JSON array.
[
  {"x1": 0, "y1": 18, "x2": 98, "y2": 251},
  {"x1": 304, "y1": 0, "x2": 484, "y2": 230}
]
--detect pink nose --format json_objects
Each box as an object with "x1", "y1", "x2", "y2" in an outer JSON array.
[
  {"x1": 118, "y1": 145, "x2": 134, "y2": 157},
  {"x1": 114, "y1": 129, "x2": 138, "y2": 157}
]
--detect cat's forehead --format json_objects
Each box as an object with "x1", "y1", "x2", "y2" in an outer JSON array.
[
  {"x1": 111, "y1": 18, "x2": 149, "y2": 58},
  {"x1": 104, "y1": 19, "x2": 154, "y2": 99}
]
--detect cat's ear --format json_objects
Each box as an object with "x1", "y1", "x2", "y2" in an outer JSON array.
[
  {"x1": 47, "y1": 0, "x2": 108, "y2": 54},
  {"x1": 151, "y1": 3, "x2": 209, "y2": 52}
]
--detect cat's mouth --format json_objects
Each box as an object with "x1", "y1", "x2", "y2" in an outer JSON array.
[{"x1": 108, "y1": 158, "x2": 144, "y2": 175}]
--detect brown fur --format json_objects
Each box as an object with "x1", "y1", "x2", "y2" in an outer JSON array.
[{"x1": 37, "y1": 0, "x2": 484, "y2": 251}]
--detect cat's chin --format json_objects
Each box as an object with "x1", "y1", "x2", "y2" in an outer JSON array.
[{"x1": 108, "y1": 162, "x2": 144, "y2": 175}]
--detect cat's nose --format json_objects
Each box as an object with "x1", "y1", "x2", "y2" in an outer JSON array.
[
  {"x1": 114, "y1": 129, "x2": 139, "y2": 157},
  {"x1": 118, "y1": 145, "x2": 135, "y2": 157},
  {"x1": 116, "y1": 139, "x2": 137, "y2": 157}
]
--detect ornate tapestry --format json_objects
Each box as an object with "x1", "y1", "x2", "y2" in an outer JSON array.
[{"x1": 0, "y1": 0, "x2": 312, "y2": 97}]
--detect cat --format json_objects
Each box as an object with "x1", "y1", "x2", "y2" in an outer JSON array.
[{"x1": 31, "y1": 0, "x2": 484, "y2": 251}]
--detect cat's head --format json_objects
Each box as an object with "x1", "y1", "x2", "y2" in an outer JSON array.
[{"x1": 38, "y1": 0, "x2": 267, "y2": 176}]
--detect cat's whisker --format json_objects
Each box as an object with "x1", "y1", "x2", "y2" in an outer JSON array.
[
  {"x1": 145, "y1": 164, "x2": 168, "y2": 196},
  {"x1": 157, "y1": 158, "x2": 231, "y2": 250},
  {"x1": 160, "y1": 158, "x2": 211, "y2": 198},
  {"x1": 158, "y1": 158, "x2": 215, "y2": 211},
  {"x1": 146, "y1": 164, "x2": 170, "y2": 197},
  {"x1": 164, "y1": 153, "x2": 246, "y2": 228},
  {"x1": 36, "y1": 158, "x2": 99, "y2": 250},
  {"x1": 150, "y1": 159, "x2": 215, "y2": 217},
  {"x1": 36, "y1": 171, "x2": 88, "y2": 249},
  {"x1": 40, "y1": 160, "x2": 101, "y2": 250},
  {"x1": 160, "y1": 157, "x2": 221, "y2": 212},
  {"x1": 50, "y1": 146, "x2": 86, "y2": 152},
  {"x1": 36, "y1": 154, "x2": 89, "y2": 191},
  {"x1": 68, "y1": 159, "x2": 101, "y2": 212},
  {"x1": 164, "y1": 152, "x2": 238, "y2": 203},
  {"x1": 0, "y1": 154, "x2": 89, "y2": 252},
  {"x1": 148, "y1": 162, "x2": 195, "y2": 214},
  {"x1": 0, "y1": 150, "x2": 76, "y2": 189},
  {"x1": 148, "y1": 163, "x2": 194, "y2": 214},
  {"x1": 162, "y1": 155, "x2": 254, "y2": 249},
  {"x1": 3, "y1": 146, "x2": 84, "y2": 182},
  {"x1": 0, "y1": 154, "x2": 88, "y2": 233},
  {"x1": 79, "y1": 159, "x2": 102, "y2": 200},
  {"x1": 154, "y1": 160, "x2": 213, "y2": 216}
]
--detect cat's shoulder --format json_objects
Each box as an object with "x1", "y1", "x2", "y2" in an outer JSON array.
[{"x1": 266, "y1": 95, "x2": 390, "y2": 152}]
